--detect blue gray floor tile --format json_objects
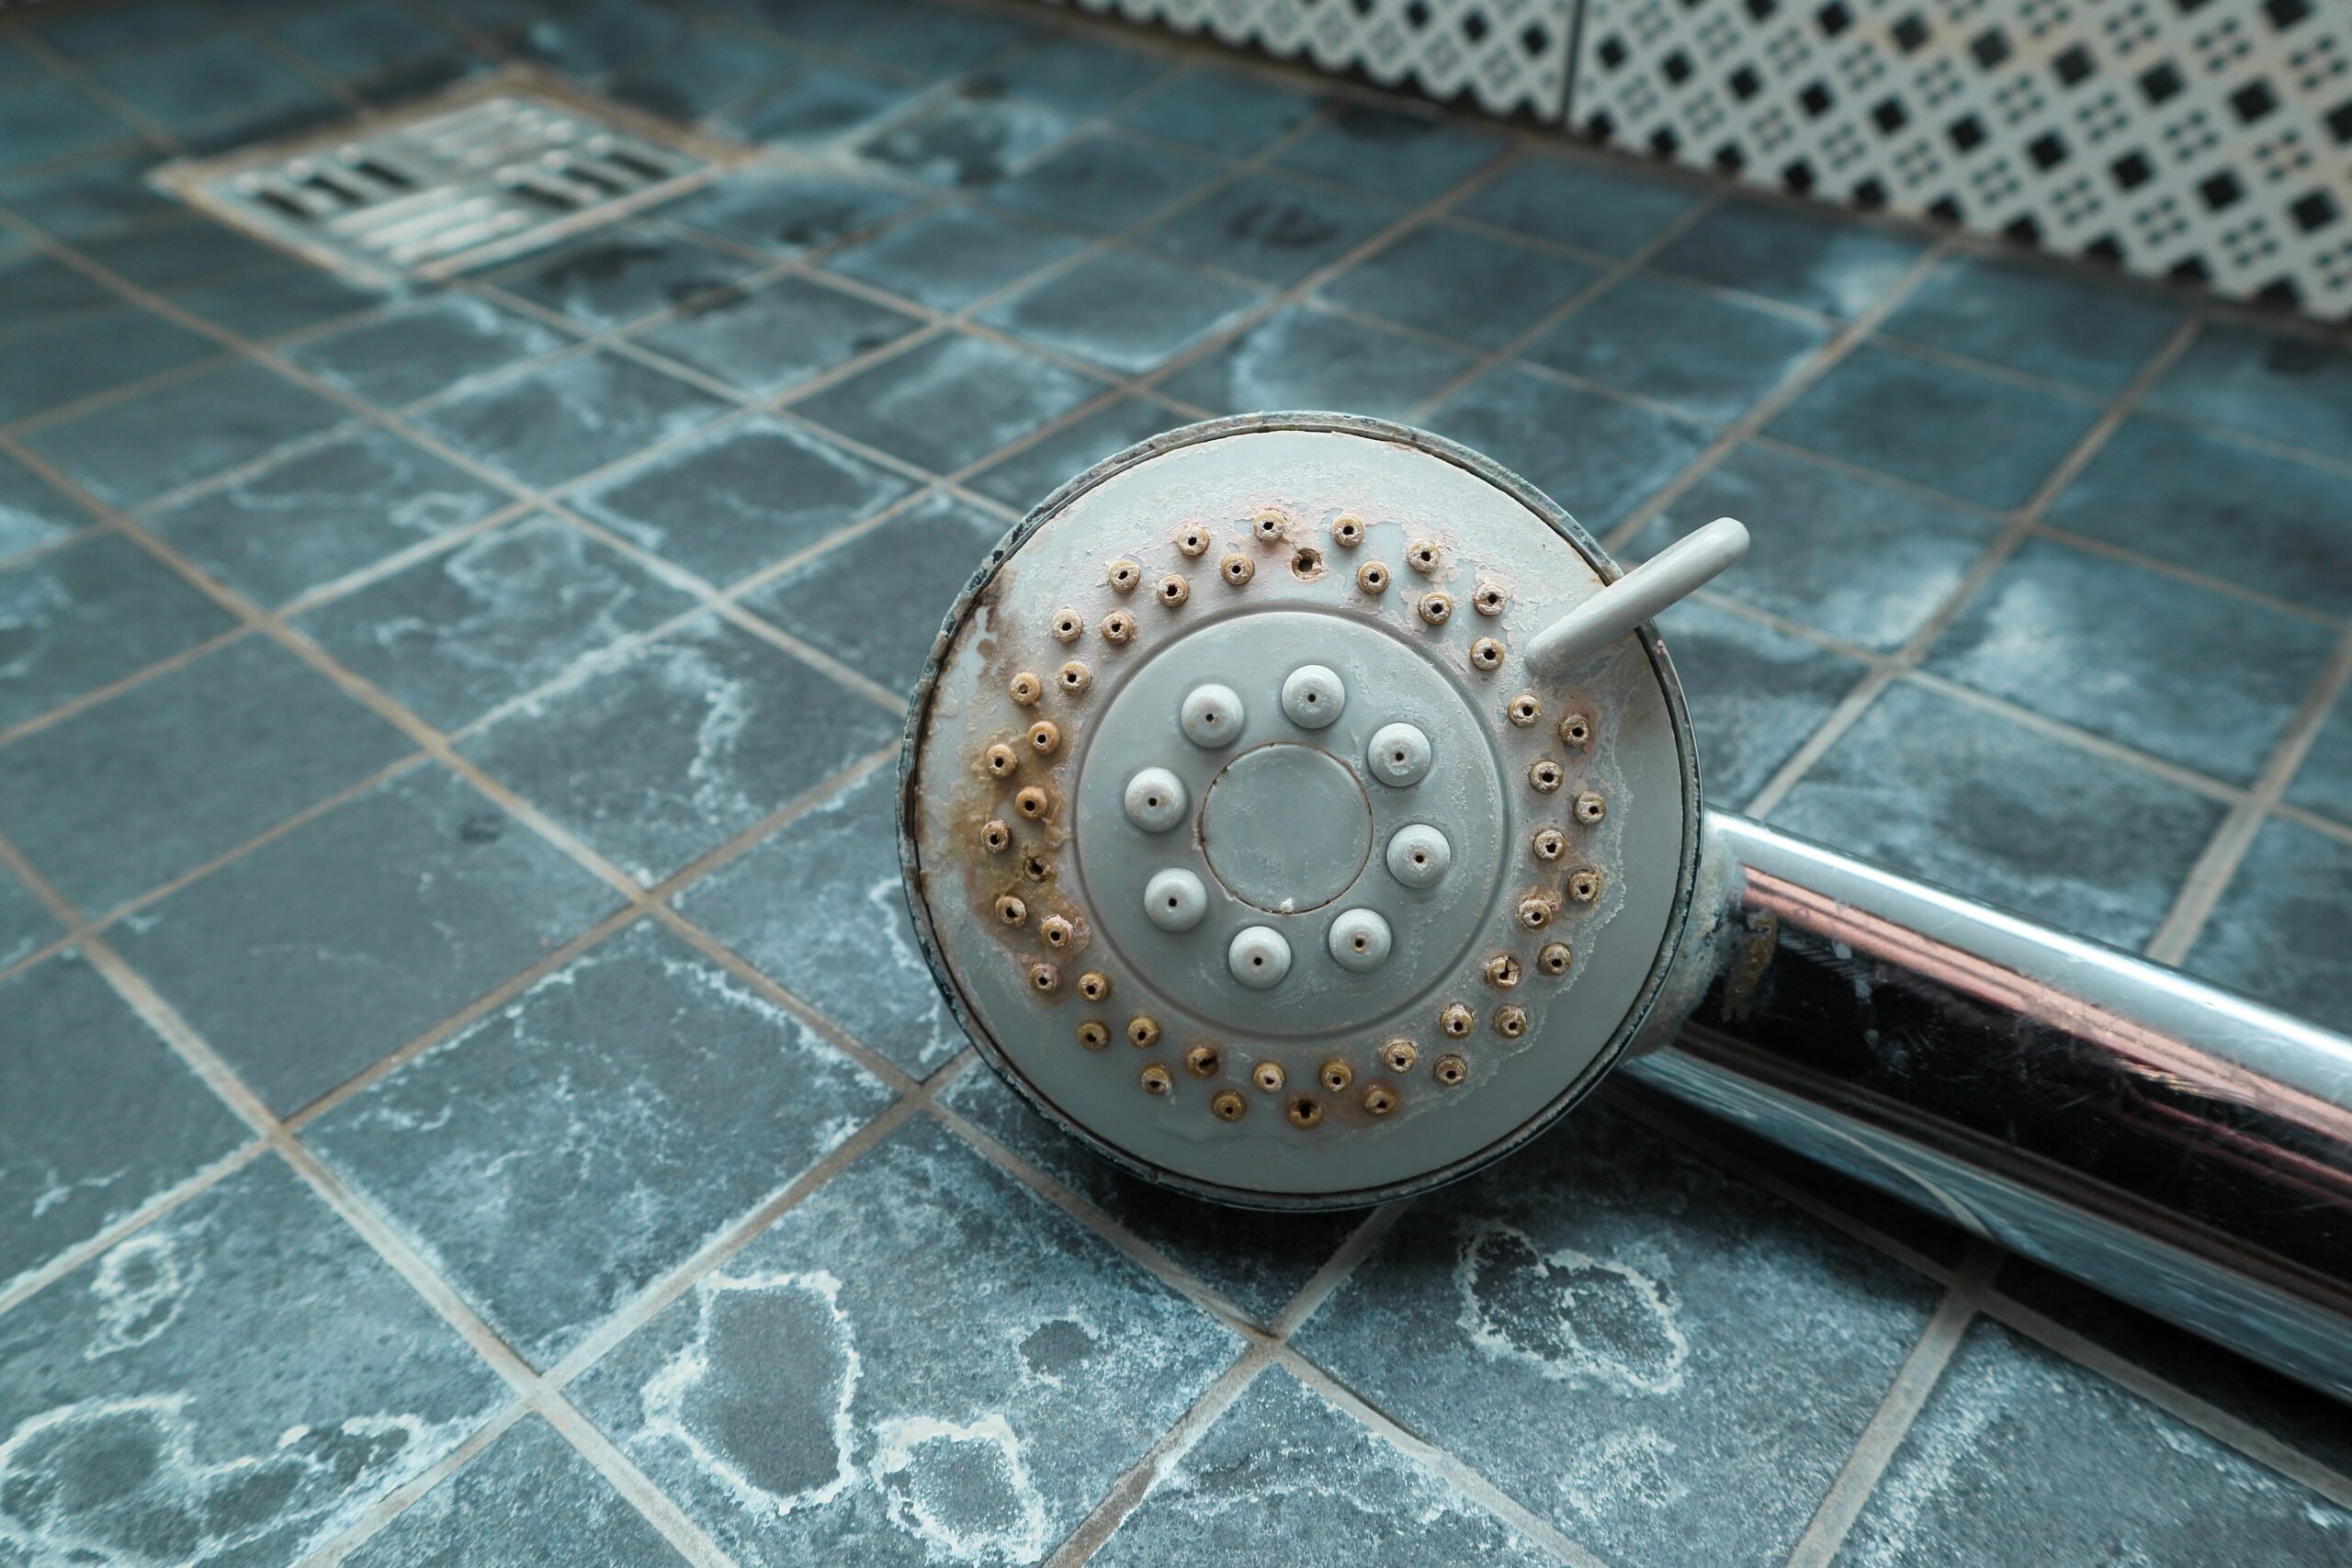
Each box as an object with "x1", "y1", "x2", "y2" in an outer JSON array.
[
  {"x1": 1834, "y1": 1319, "x2": 2351, "y2": 1565},
  {"x1": 1529, "y1": 271, "x2": 1830, "y2": 423},
  {"x1": 0, "y1": 452, "x2": 93, "y2": 559},
  {"x1": 1773, "y1": 682, "x2": 2227, "y2": 950},
  {"x1": 1428, "y1": 365, "x2": 1714, "y2": 534},
  {"x1": 2044, "y1": 412, "x2": 2352, "y2": 618},
  {"x1": 1456, "y1": 152, "x2": 1706, "y2": 257},
  {"x1": 984, "y1": 130, "x2": 1223, "y2": 234},
  {"x1": 2289, "y1": 692, "x2": 2352, "y2": 829},
  {"x1": 1138, "y1": 171, "x2": 1398, "y2": 288},
  {"x1": 0, "y1": 301, "x2": 223, "y2": 426},
  {"x1": 1657, "y1": 598, "x2": 1870, "y2": 808},
  {"x1": 824, "y1": 202, "x2": 1085, "y2": 311},
  {"x1": 0, "y1": 1157, "x2": 506, "y2": 1562},
  {"x1": 854, "y1": 85, "x2": 1078, "y2": 190},
  {"x1": 1091, "y1": 1368, "x2": 1556, "y2": 1567},
  {"x1": 793, "y1": 330, "x2": 1105, "y2": 476},
  {"x1": 143, "y1": 424, "x2": 512, "y2": 607},
  {"x1": 1879, "y1": 253, "x2": 2185, "y2": 397},
  {"x1": 944, "y1": 1065, "x2": 1366, "y2": 1324},
  {"x1": 286, "y1": 294, "x2": 572, "y2": 412},
  {"x1": 0, "y1": 530, "x2": 234, "y2": 731},
  {"x1": 2142, "y1": 319, "x2": 2352, "y2": 459},
  {"x1": 570, "y1": 414, "x2": 913, "y2": 588},
  {"x1": 981, "y1": 249, "x2": 1265, "y2": 376},
  {"x1": 1275, "y1": 103, "x2": 1506, "y2": 203},
  {"x1": 1767, "y1": 343, "x2": 2105, "y2": 512},
  {"x1": 461, "y1": 615, "x2": 899, "y2": 885},
  {"x1": 966, "y1": 393, "x2": 1176, "y2": 513},
  {"x1": 1633, "y1": 441, "x2": 2001, "y2": 652},
  {"x1": 674, "y1": 763, "x2": 962, "y2": 1077},
  {"x1": 112, "y1": 762, "x2": 616, "y2": 1114},
  {"x1": 1652, "y1": 196, "x2": 1926, "y2": 319},
  {"x1": 1162, "y1": 303, "x2": 1475, "y2": 422},
  {"x1": 632, "y1": 272, "x2": 926, "y2": 397},
  {"x1": 2183, "y1": 817, "x2": 2352, "y2": 1034},
  {"x1": 0, "y1": 949, "x2": 248, "y2": 1295},
  {"x1": 0, "y1": 633, "x2": 410, "y2": 915},
  {"x1": 1924, "y1": 536, "x2": 2335, "y2": 784},
  {"x1": 412, "y1": 350, "x2": 730, "y2": 494},
  {"x1": 22, "y1": 358, "x2": 348, "y2": 512},
  {"x1": 1295, "y1": 1101, "x2": 1942, "y2": 1566},
  {"x1": 569, "y1": 1114, "x2": 1237, "y2": 1566},
  {"x1": 485, "y1": 224, "x2": 760, "y2": 333},
  {"x1": 1114, "y1": 62, "x2": 1320, "y2": 158},
  {"x1": 310, "y1": 919, "x2": 890, "y2": 1367},
  {"x1": 345, "y1": 1416, "x2": 688, "y2": 1567},
  {"x1": 720, "y1": 60, "x2": 922, "y2": 149},
  {"x1": 1319, "y1": 220, "x2": 1599, "y2": 351},
  {"x1": 741, "y1": 489, "x2": 1005, "y2": 694},
  {"x1": 663, "y1": 169, "x2": 922, "y2": 257},
  {"x1": 298, "y1": 513, "x2": 699, "y2": 731}
]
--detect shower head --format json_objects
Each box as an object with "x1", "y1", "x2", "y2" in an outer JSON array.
[{"x1": 896, "y1": 413, "x2": 1744, "y2": 1207}]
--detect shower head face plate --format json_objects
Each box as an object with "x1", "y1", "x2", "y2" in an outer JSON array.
[{"x1": 899, "y1": 415, "x2": 1700, "y2": 1208}]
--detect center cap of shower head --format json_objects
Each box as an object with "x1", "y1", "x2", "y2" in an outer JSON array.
[{"x1": 900, "y1": 415, "x2": 1701, "y2": 1208}]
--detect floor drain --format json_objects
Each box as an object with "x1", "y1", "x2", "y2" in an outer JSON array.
[{"x1": 155, "y1": 70, "x2": 736, "y2": 287}]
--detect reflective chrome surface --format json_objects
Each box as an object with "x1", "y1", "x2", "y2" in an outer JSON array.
[{"x1": 1645, "y1": 812, "x2": 2352, "y2": 1401}]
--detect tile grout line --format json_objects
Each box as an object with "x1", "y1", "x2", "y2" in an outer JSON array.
[
  {"x1": 1595, "y1": 231, "x2": 1967, "y2": 559},
  {"x1": 293, "y1": 1402, "x2": 533, "y2": 1568},
  {"x1": 0, "y1": 835, "x2": 741, "y2": 1564},
  {"x1": 1980, "y1": 1291, "x2": 2352, "y2": 1513},
  {"x1": 1038, "y1": 1347, "x2": 1273, "y2": 1568},
  {"x1": 1276, "y1": 1350, "x2": 1620, "y2": 1568},
  {"x1": 2142, "y1": 619, "x2": 2352, "y2": 965},
  {"x1": 1780, "y1": 1244, "x2": 2005, "y2": 1568},
  {"x1": 1737, "y1": 310, "x2": 2207, "y2": 822}
]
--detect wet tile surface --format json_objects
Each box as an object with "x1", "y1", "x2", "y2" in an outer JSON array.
[
  {"x1": 2183, "y1": 817, "x2": 2352, "y2": 1033},
  {"x1": 345, "y1": 1416, "x2": 687, "y2": 1567},
  {"x1": 1296, "y1": 1103, "x2": 1941, "y2": 1565},
  {"x1": 310, "y1": 921, "x2": 891, "y2": 1367},
  {"x1": 1093, "y1": 1368, "x2": 1555, "y2": 1566},
  {"x1": 941, "y1": 1068, "x2": 1362, "y2": 1325},
  {"x1": 0, "y1": 531, "x2": 234, "y2": 731},
  {"x1": 462, "y1": 615, "x2": 899, "y2": 885},
  {"x1": 741, "y1": 490, "x2": 1005, "y2": 694},
  {"x1": 0, "y1": 950, "x2": 248, "y2": 1294},
  {"x1": 1773, "y1": 682, "x2": 2227, "y2": 950},
  {"x1": 0, "y1": 1158, "x2": 505, "y2": 1563},
  {"x1": 0, "y1": 635, "x2": 410, "y2": 914},
  {"x1": 571, "y1": 1116, "x2": 1238, "y2": 1564},
  {"x1": 298, "y1": 513, "x2": 699, "y2": 731},
  {"x1": 1, "y1": 7, "x2": 2344, "y2": 1557},
  {"x1": 675, "y1": 764, "x2": 961, "y2": 1077},
  {"x1": 1768, "y1": 344, "x2": 2104, "y2": 511},
  {"x1": 1835, "y1": 1320, "x2": 2352, "y2": 1565},
  {"x1": 570, "y1": 415, "x2": 913, "y2": 588},
  {"x1": 114, "y1": 764, "x2": 616, "y2": 1114},
  {"x1": 795, "y1": 330, "x2": 1105, "y2": 476},
  {"x1": 1924, "y1": 536, "x2": 2335, "y2": 784},
  {"x1": 1634, "y1": 442, "x2": 2001, "y2": 651},
  {"x1": 144, "y1": 425, "x2": 513, "y2": 607}
]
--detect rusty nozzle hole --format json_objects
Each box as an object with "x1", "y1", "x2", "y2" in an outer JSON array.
[
  {"x1": 1382, "y1": 1039, "x2": 1419, "y2": 1073},
  {"x1": 1538, "y1": 942, "x2": 1572, "y2": 975},
  {"x1": 1078, "y1": 970, "x2": 1109, "y2": 1000},
  {"x1": 1440, "y1": 1003, "x2": 1475, "y2": 1038},
  {"x1": 1108, "y1": 559, "x2": 1141, "y2": 592},
  {"x1": 1252, "y1": 1061, "x2": 1286, "y2": 1092},
  {"x1": 1286, "y1": 1096, "x2": 1323, "y2": 1129},
  {"x1": 1141, "y1": 1064, "x2": 1172, "y2": 1095},
  {"x1": 1186, "y1": 1044, "x2": 1221, "y2": 1077},
  {"x1": 1363, "y1": 1084, "x2": 1397, "y2": 1116},
  {"x1": 1291, "y1": 546, "x2": 1322, "y2": 578},
  {"x1": 1211, "y1": 1090, "x2": 1246, "y2": 1122},
  {"x1": 1078, "y1": 1021, "x2": 1109, "y2": 1050},
  {"x1": 1008, "y1": 672, "x2": 1040, "y2": 705},
  {"x1": 1433, "y1": 1054, "x2": 1468, "y2": 1087},
  {"x1": 980, "y1": 819, "x2": 1011, "y2": 853},
  {"x1": 1127, "y1": 1016, "x2": 1161, "y2": 1049},
  {"x1": 995, "y1": 895, "x2": 1027, "y2": 926},
  {"x1": 1318, "y1": 1059, "x2": 1352, "y2": 1093},
  {"x1": 1051, "y1": 608, "x2": 1082, "y2": 641}
]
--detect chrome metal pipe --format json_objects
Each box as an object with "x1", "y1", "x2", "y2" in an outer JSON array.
[{"x1": 1640, "y1": 811, "x2": 2352, "y2": 1401}]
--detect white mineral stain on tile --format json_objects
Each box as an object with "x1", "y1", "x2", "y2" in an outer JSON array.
[
  {"x1": 0, "y1": 1393, "x2": 464, "y2": 1563},
  {"x1": 643, "y1": 1268, "x2": 863, "y2": 1519},
  {"x1": 29, "y1": 1161, "x2": 127, "y2": 1221},
  {"x1": 85, "y1": 1226, "x2": 198, "y2": 1359},
  {"x1": 869, "y1": 1413, "x2": 1050, "y2": 1566},
  {"x1": 1454, "y1": 1219, "x2": 1689, "y2": 1395},
  {"x1": 1554, "y1": 1425, "x2": 1686, "y2": 1527}
]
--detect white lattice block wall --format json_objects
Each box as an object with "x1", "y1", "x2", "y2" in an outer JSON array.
[
  {"x1": 1567, "y1": 0, "x2": 2352, "y2": 317},
  {"x1": 1057, "y1": 0, "x2": 1579, "y2": 119}
]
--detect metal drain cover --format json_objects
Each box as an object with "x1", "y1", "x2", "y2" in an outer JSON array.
[
  {"x1": 901, "y1": 414, "x2": 1730, "y2": 1208},
  {"x1": 156, "y1": 70, "x2": 729, "y2": 286}
]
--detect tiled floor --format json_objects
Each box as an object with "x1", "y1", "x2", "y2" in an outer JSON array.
[{"x1": 1, "y1": 0, "x2": 2348, "y2": 1563}]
